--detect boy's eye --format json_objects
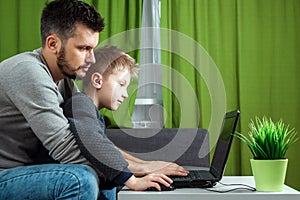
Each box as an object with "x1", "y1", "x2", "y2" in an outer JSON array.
[{"x1": 120, "y1": 81, "x2": 126, "y2": 86}]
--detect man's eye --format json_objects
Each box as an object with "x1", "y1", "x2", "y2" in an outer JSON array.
[{"x1": 80, "y1": 47, "x2": 90, "y2": 51}]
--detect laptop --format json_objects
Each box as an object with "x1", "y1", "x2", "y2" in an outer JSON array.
[{"x1": 171, "y1": 110, "x2": 240, "y2": 188}]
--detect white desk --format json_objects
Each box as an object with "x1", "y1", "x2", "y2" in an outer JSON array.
[{"x1": 118, "y1": 176, "x2": 300, "y2": 200}]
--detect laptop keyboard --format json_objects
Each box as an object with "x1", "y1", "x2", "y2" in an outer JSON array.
[{"x1": 172, "y1": 170, "x2": 214, "y2": 182}]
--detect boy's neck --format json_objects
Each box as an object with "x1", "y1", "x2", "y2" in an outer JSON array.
[{"x1": 83, "y1": 88, "x2": 100, "y2": 109}]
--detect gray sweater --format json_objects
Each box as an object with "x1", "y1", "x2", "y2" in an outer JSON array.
[
  {"x1": 0, "y1": 49, "x2": 130, "y2": 185},
  {"x1": 63, "y1": 92, "x2": 132, "y2": 185}
]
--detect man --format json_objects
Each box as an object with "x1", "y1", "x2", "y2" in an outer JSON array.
[
  {"x1": 0, "y1": 0, "x2": 187, "y2": 199},
  {"x1": 0, "y1": 0, "x2": 114, "y2": 199}
]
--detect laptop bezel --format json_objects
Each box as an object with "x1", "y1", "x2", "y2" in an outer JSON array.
[{"x1": 209, "y1": 110, "x2": 240, "y2": 180}]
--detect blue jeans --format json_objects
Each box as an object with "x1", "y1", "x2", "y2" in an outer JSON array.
[{"x1": 0, "y1": 164, "x2": 116, "y2": 200}]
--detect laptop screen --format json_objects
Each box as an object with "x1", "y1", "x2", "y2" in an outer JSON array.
[{"x1": 209, "y1": 110, "x2": 240, "y2": 180}]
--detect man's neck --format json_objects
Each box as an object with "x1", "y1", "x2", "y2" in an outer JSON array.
[{"x1": 41, "y1": 49, "x2": 65, "y2": 84}]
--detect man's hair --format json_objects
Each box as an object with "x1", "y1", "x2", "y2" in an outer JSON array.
[
  {"x1": 83, "y1": 45, "x2": 138, "y2": 88},
  {"x1": 41, "y1": 0, "x2": 104, "y2": 46}
]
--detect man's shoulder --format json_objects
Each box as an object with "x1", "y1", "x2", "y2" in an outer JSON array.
[
  {"x1": 1, "y1": 49, "x2": 43, "y2": 65},
  {"x1": 70, "y1": 93, "x2": 95, "y2": 109},
  {"x1": 0, "y1": 48, "x2": 49, "y2": 76}
]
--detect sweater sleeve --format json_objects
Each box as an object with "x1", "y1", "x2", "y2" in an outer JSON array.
[
  {"x1": 4, "y1": 60, "x2": 86, "y2": 164},
  {"x1": 63, "y1": 93, "x2": 133, "y2": 185}
]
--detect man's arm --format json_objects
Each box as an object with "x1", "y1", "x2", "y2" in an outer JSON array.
[
  {"x1": 117, "y1": 148, "x2": 189, "y2": 177},
  {"x1": 4, "y1": 60, "x2": 87, "y2": 164}
]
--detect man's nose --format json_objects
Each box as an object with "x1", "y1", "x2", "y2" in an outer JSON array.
[{"x1": 86, "y1": 50, "x2": 96, "y2": 64}]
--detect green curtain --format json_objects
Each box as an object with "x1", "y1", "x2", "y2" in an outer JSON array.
[
  {"x1": 161, "y1": 0, "x2": 300, "y2": 190},
  {"x1": 0, "y1": 0, "x2": 45, "y2": 60},
  {"x1": 238, "y1": 0, "x2": 300, "y2": 190}
]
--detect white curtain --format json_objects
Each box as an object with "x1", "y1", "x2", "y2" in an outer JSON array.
[{"x1": 132, "y1": 0, "x2": 164, "y2": 128}]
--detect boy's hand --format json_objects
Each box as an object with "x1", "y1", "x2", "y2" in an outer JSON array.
[{"x1": 125, "y1": 174, "x2": 173, "y2": 191}]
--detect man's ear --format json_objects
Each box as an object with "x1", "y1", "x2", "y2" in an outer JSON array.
[
  {"x1": 91, "y1": 72, "x2": 103, "y2": 89},
  {"x1": 45, "y1": 34, "x2": 61, "y2": 54}
]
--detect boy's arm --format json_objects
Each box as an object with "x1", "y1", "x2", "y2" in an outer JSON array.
[
  {"x1": 63, "y1": 93, "x2": 133, "y2": 185},
  {"x1": 117, "y1": 147, "x2": 189, "y2": 177}
]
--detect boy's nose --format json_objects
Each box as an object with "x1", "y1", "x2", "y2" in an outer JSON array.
[{"x1": 122, "y1": 90, "x2": 128, "y2": 98}]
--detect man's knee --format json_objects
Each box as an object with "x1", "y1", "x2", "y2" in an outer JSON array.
[
  {"x1": 76, "y1": 164, "x2": 99, "y2": 189},
  {"x1": 60, "y1": 164, "x2": 99, "y2": 199},
  {"x1": 70, "y1": 165, "x2": 116, "y2": 200},
  {"x1": 0, "y1": 164, "x2": 101, "y2": 200}
]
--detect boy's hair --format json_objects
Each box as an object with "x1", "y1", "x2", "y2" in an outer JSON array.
[
  {"x1": 41, "y1": 0, "x2": 104, "y2": 46},
  {"x1": 83, "y1": 45, "x2": 138, "y2": 88}
]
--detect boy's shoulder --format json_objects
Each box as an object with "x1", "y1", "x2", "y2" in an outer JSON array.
[
  {"x1": 71, "y1": 92, "x2": 88, "y2": 99},
  {"x1": 62, "y1": 92, "x2": 96, "y2": 117}
]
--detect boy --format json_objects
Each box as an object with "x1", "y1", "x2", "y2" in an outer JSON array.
[{"x1": 62, "y1": 45, "x2": 188, "y2": 191}]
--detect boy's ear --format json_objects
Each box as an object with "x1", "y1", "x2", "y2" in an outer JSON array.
[{"x1": 91, "y1": 72, "x2": 103, "y2": 89}]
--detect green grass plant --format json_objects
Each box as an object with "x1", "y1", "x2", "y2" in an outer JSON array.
[{"x1": 235, "y1": 117, "x2": 298, "y2": 159}]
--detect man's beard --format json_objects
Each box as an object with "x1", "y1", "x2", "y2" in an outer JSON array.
[{"x1": 57, "y1": 47, "x2": 78, "y2": 80}]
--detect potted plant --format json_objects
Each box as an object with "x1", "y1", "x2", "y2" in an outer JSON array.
[{"x1": 235, "y1": 116, "x2": 298, "y2": 191}]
